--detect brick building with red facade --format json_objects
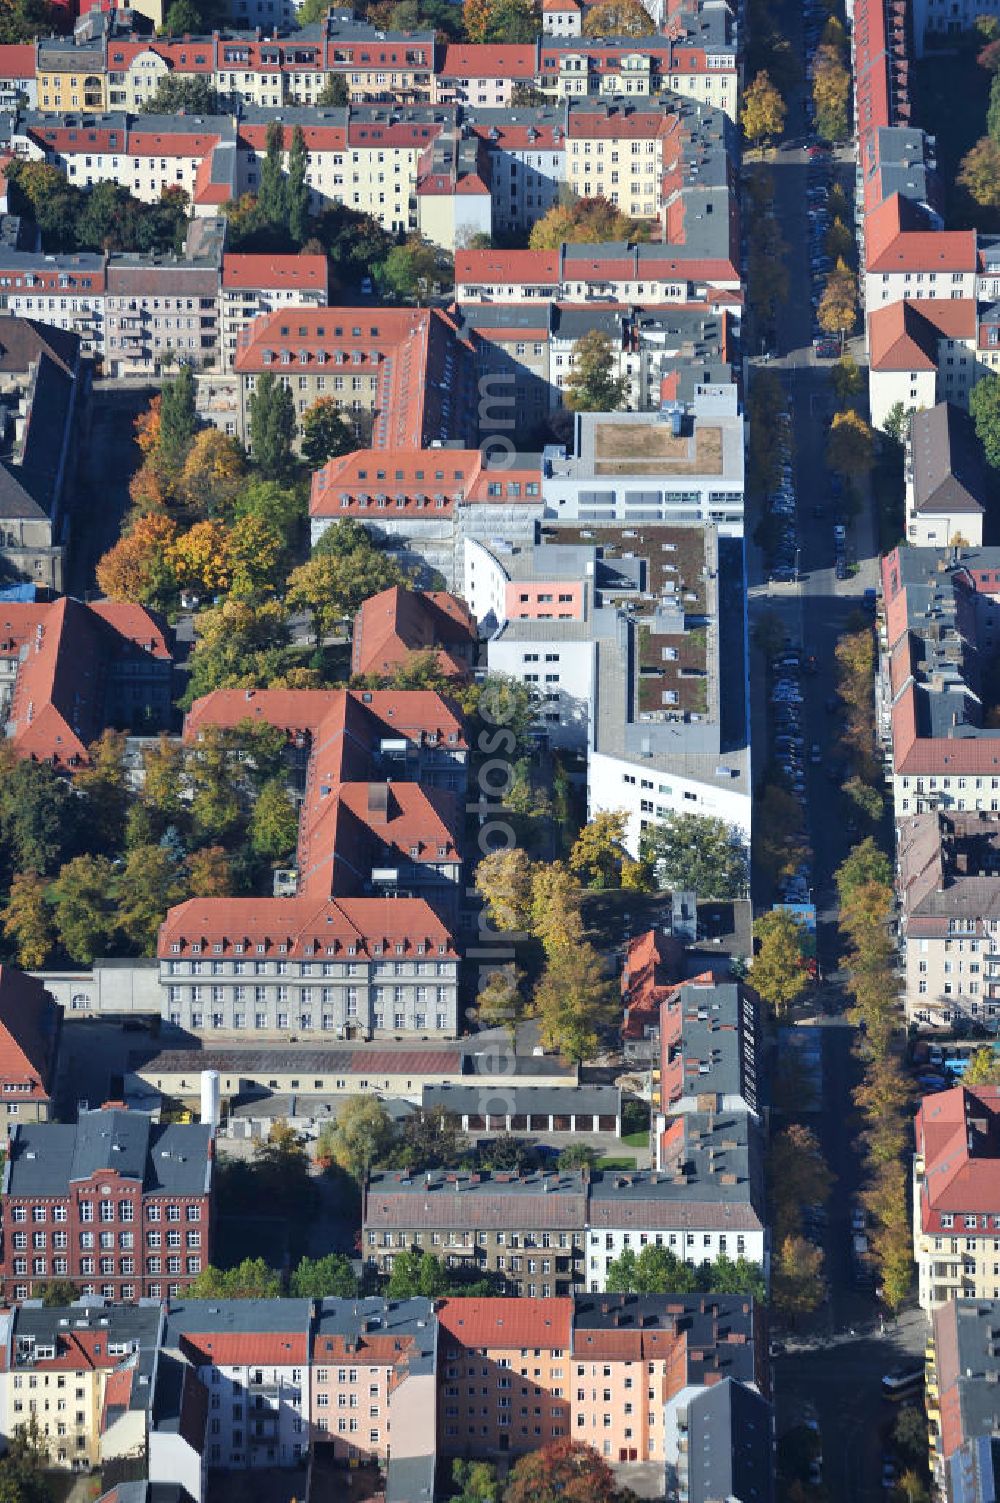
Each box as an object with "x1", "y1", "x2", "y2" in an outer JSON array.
[{"x1": 0, "y1": 1107, "x2": 213, "y2": 1303}]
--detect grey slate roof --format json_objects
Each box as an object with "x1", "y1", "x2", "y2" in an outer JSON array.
[
  {"x1": 910, "y1": 404, "x2": 993, "y2": 519},
  {"x1": 420, "y1": 1082, "x2": 620, "y2": 1117},
  {"x1": 164, "y1": 1298, "x2": 312, "y2": 1345},
  {"x1": 313, "y1": 1296, "x2": 437, "y2": 1376},
  {"x1": 4, "y1": 1110, "x2": 212, "y2": 1196},
  {"x1": 683, "y1": 1378, "x2": 774, "y2": 1503}
]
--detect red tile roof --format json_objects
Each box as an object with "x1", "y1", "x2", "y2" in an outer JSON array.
[
  {"x1": 865, "y1": 193, "x2": 976, "y2": 273},
  {"x1": 222, "y1": 254, "x2": 329, "y2": 294},
  {"x1": 159, "y1": 893, "x2": 458, "y2": 959},
  {"x1": 0, "y1": 966, "x2": 58, "y2": 1102},
  {"x1": 868, "y1": 298, "x2": 977, "y2": 371},
  {"x1": 439, "y1": 43, "x2": 537, "y2": 76},
  {"x1": 351, "y1": 586, "x2": 476, "y2": 679},
  {"x1": 0, "y1": 597, "x2": 171, "y2": 768},
  {"x1": 916, "y1": 1084, "x2": 1000, "y2": 1232},
  {"x1": 438, "y1": 1297, "x2": 574, "y2": 1349},
  {"x1": 179, "y1": 1331, "x2": 309, "y2": 1366}
]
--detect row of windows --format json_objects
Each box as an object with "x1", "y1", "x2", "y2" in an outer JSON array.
[{"x1": 8, "y1": 1202, "x2": 199, "y2": 1224}]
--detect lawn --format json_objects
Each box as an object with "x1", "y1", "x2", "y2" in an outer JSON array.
[
  {"x1": 593, "y1": 422, "x2": 723, "y2": 475},
  {"x1": 597, "y1": 1154, "x2": 638, "y2": 1170},
  {"x1": 622, "y1": 1130, "x2": 650, "y2": 1148}
]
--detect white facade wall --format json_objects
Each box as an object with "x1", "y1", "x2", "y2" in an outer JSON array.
[
  {"x1": 487, "y1": 634, "x2": 595, "y2": 752},
  {"x1": 863, "y1": 268, "x2": 976, "y2": 315},
  {"x1": 589, "y1": 748, "x2": 752, "y2": 858},
  {"x1": 868, "y1": 365, "x2": 936, "y2": 431},
  {"x1": 198, "y1": 1360, "x2": 309, "y2": 1469},
  {"x1": 585, "y1": 1224, "x2": 765, "y2": 1291}
]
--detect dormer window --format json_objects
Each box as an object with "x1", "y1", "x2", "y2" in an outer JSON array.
[{"x1": 395, "y1": 943, "x2": 404, "y2": 954}]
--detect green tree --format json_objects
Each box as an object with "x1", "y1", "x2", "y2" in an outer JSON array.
[
  {"x1": 964, "y1": 1047, "x2": 1000, "y2": 1084},
  {"x1": 158, "y1": 363, "x2": 198, "y2": 470},
  {"x1": 2, "y1": 871, "x2": 53, "y2": 969},
  {"x1": 249, "y1": 371, "x2": 297, "y2": 481},
  {"x1": 50, "y1": 855, "x2": 117, "y2": 964},
  {"x1": 289, "y1": 1253, "x2": 357, "y2": 1298},
  {"x1": 249, "y1": 778, "x2": 299, "y2": 862},
  {"x1": 881, "y1": 400, "x2": 911, "y2": 446},
  {"x1": 300, "y1": 396, "x2": 357, "y2": 469},
  {"x1": 257, "y1": 119, "x2": 289, "y2": 231},
  {"x1": 379, "y1": 236, "x2": 443, "y2": 301},
  {"x1": 562, "y1": 330, "x2": 627, "y2": 413},
  {"x1": 141, "y1": 74, "x2": 221, "y2": 114},
  {"x1": 971, "y1": 372, "x2": 1000, "y2": 467},
  {"x1": 640, "y1": 811, "x2": 749, "y2": 898},
  {"x1": 187, "y1": 1257, "x2": 282, "y2": 1298},
  {"x1": 773, "y1": 1234, "x2": 826, "y2": 1318},
  {"x1": 451, "y1": 1460, "x2": 502, "y2": 1503},
  {"x1": 386, "y1": 1247, "x2": 449, "y2": 1298},
  {"x1": 115, "y1": 844, "x2": 186, "y2": 954},
  {"x1": 958, "y1": 136, "x2": 1000, "y2": 208},
  {"x1": 0, "y1": 755, "x2": 81, "y2": 876},
  {"x1": 769, "y1": 1123, "x2": 833, "y2": 1243},
  {"x1": 568, "y1": 809, "x2": 629, "y2": 888},
  {"x1": 38, "y1": 1278, "x2": 81, "y2": 1308},
  {"x1": 287, "y1": 125, "x2": 310, "y2": 246},
  {"x1": 751, "y1": 908, "x2": 809, "y2": 1015},
  {"x1": 835, "y1": 837, "x2": 893, "y2": 901},
  {"x1": 831, "y1": 353, "x2": 864, "y2": 402},
  {"x1": 827, "y1": 407, "x2": 875, "y2": 479},
  {"x1": 530, "y1": 939, "x2": 615, "y2": 1062},
  {"x1": 740, "y1": 69, "x2": 786, "y2": 149},
  {"x1": 817, "y1": 259, "x2": 857, "y2": 350},
  {"x1": 317, "y1": 73, "x2": 350, "y2": 106},
  {"x1": 325, "y1": 1094, "x2": 394, "y2": 1178},
  {"x1": 390, "y1": 1105, "x2": 467, "y2": 1171},
  {"x1": 286, "y1": 540, "x2": 408, "y2": 644},
  {"x1": 76, "y1": 728, "x2": 130, "y2": 854},
  {"x1": 558, "y1": 1143, "x2": 599, "y2": 1170},
  {"x1": 162, "y1": 0, "x2": 203, "y2": 31}
]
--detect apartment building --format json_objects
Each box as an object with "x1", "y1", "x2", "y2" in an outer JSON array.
[
  {"x1": 437, "y1": 1292, "x2": 767, "y2": 1472},
  {"x1": 0, "y1": 1108, "x2": 213, "y2": 1303},
  {"x1": 363, "y1": 1164, "x2": 764, "y2": 1294},
  {"x1": 0, "y1": 595, "x2": 173, "y2": 767},
  {"x1": 0, "y1": 965, "x2": 61, "y2": 1122},
  {"x1": 867, "y1": 298, "x2": 981, "y2": 428},
  {"x1": 904, "y1": 403, "x2": 992, "y2": 548},
  {"x1": 0, "y1": 318, "x2": 83, "y2": 590},
  {"x1": 233, "y1": 306, "x2": 476, "y2": 446},
  {"x1": 863, "y1": 194, "x2": 978, "y2": 319},
  {"x1": 309, "y1": 1295, "x2": 437, "y2": 1476},
  {"x1": 364, "y1": 1170, "x2": 588, "y2": 1295},
  {"x1": 913, "y1": 1084, "x2": 1000, "y2": 1309},
  {"x1": 927, "y1": 1299, "x2": 1000, "y2": 1500},
  {"x1": 0, "y1": 1292, "x2": 770, "y2": 1501},
  {"x1": 0, "y1": 245, "x2": 327, "y2": 375},
  {"x1": 11, "y1": 8, "x2": 741, "y2": 116},
  {"x1": 0, "y1": 1302, "x2": 162, "y2": 1471},
  {"x1": 452, "y1": 300, "x2": 735, "y2": 418},
  {"x1": 166, "y1": 1300, "x2": 311, "y2": 1470},
  {"x1": 898, "y1": 810, "x2": 1000, "y2": 1029},
  {"x1": 655, "y1": 975, "x2": 762, "y2": 1125},
  {"x1": 587, "y1": 1119, "x2": 767, "y2": 1285},
  {"x1": 878, "y1": 546, "x2": 1000, "y2": 822}
]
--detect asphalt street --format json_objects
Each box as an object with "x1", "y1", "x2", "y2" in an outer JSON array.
[{"x1": 742, "y1": 4, "x2": 928, "y2": 1496}]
